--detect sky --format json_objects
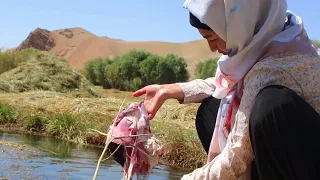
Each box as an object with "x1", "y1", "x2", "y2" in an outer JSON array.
[{"x1": 0, "y1": 0, "x2": 319, "y2": 49}]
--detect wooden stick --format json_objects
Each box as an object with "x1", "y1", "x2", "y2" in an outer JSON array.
[
  {"x1": 92, "y1": 142, "x2": 109, "y2": 180},
  {"x1": 89, "y1": 128, "x2": 108, "y2": 136},
  {"x1": 92, "y1": 96, "x2": 128, "y2": 180}
]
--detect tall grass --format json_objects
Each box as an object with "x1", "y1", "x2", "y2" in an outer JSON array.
[
  {"x1": 46, "y1": 113, "x2": 88, "y2": 142},
  {"x1": 0, "y1": 48, "x2": 40, "y2": 74},
  {"x1": 0, "y1": 103, "x2": 19, "y2": 124},
  {"x1": 24, "y1": 111, "x2": 88, "y2": 143},
  {"x1": 24, "y1": 115, "x2": 49, "y2": 132},
  {"x1": 151, "y1": 120, "x2": 206, "y2": 169}
]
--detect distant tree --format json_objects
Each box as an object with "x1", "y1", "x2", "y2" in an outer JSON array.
[
  {"x1": 163, "y1": 54, "x2": 190, "y2": 83},
  {"x1": 121, "y1": 49, "x2": 151, "y2": 62},
  {"x1": 105, "y1": 50, "x2": 150, "y2": 91},
  {"x1": 153, "y1": 54, "x2": 190, "y2": 84},
  {"x1": 83, "y1": 57, "x2": 112, "y2": 87},
  {"x1": 194, "y1": 57, "x2": 218, "y2": 79},
  {"x1": 84, "y1": 60, "x2": 97, "y2": 85},
  {"x1": 84, "y1": 50, "x2": 190, "y2": 91},
  {"x1": 104, "y1": 59, "x2": 120, "y2": 89},
  {"x1": 94, "y1": 58, "x2": 112, "y2": 88},
  {"x1": 139, "y1": 54, "x2": 162, "y2": 86}
]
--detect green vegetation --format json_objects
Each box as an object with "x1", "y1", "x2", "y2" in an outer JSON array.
[
  {"x1": 194, "y1": 57, "x2": 218, "y2": 79},
  {"x1": 84, "y1": 50, "x2": 190, "y2": 91},
  {"x1": 46, "y1": 113, "x2": 87, "y2": 141},
  {"x1": 313, "y1": 40, "x2": 320, "y2": 48},
  {"x1": 0, "y1": 103, "x2": 19, "y2": 124},
  {"x1": 24, "y1": 113, "x2": 88, "y2": 142},
  {"x1": 1, "y1": 102, "x2": 87, "y2": 143},
  {"x1": 0, "y1": 48, "x2": 40, "y2": 74},
  {"x1": 24, "y1": 115, "x2": 48, "y2": 132}
]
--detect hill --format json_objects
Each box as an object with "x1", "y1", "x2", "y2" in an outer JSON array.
[{"x1": 15, "y1": 27, "x2": 220, "y2": 74}]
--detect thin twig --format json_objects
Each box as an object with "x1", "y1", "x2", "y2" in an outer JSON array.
[
  {"x1": 102, "y1": 143, "x2": 122, "y2": 162},
  {"x1": 119, "y1": 138, "x2": 156, "y2": 163},
  {"x1": 92, "y1": 143, "x2": 109, "y2": 180},
  {"x1": 91, "y1": 128, "x2": 163, "y2": 140},
  {"x1": 125, "y1": 144, "x2": 155, "y2": 161},
  {"x1": 90, "y1": 128, "x2": 108, "y2": 136},
  {"x1": 91, "y1": 129, "x2": 157, "y2": 162},
  {"x1": 112, "y1": 134, "x2": 153, "y2": 139},
  {"x1": 92, "y1": 96, "x2": 128, "y2": 180}
]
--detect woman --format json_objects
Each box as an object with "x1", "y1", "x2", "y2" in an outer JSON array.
[{"x1": 133, "y1": 0, "x2": 320, "y2": 179}]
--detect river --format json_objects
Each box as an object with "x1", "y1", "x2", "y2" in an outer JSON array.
[{"x1": 0, "y1": 132, "x2": 189, "y2": 180}]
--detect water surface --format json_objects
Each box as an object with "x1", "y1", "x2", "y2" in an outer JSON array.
[{"x1": 0, "y1": 132, "x2": 188, "y2": 180}]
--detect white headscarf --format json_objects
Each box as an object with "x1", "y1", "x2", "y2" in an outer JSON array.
[{"x1": 183, "y1": 0, "x2": 310, "y2": 161}]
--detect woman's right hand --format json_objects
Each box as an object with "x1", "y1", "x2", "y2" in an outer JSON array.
[{"x1": 133, "y1": 84, "x2": 184, "y2": 119}]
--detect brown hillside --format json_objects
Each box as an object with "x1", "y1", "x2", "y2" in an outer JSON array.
[
  {"x1": 15, "y1": 28, "x2": 56, "y2": 51},
  {"x1": 16, "y1": 27, "x2": 221, "y2": 73}
]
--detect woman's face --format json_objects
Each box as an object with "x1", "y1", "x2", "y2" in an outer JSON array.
[{"x1": 198, "y1": 29, "x2": 227, "y2": 55}]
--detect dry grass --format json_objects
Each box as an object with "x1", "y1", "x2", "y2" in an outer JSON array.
[
  {"x1": 0, "y1": 52, "x2": 99, "y2": 98},
  {"x1": 0, "y1": 89, "x2": 206, "y2": 169}
]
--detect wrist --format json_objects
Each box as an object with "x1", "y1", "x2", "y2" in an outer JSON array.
[{"x1": 161, "y1": 84, "x2": 184, "y2": 102}]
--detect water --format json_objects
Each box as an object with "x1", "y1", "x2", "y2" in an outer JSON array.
[{"x1": 0, "y1": 132, "x2": 188, "y2": 180}]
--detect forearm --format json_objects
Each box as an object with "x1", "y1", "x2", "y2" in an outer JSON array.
[{"x1": 175, "y1": 77, "x2": 217, "y2": 104}]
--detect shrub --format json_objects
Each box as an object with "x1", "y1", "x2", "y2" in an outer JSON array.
[
  {"x1": 83, "y1": 50, "x2": 190, "y2": 91},
  {"x1": 84, "y1": 57, "x2": 112, "y2": 88},
  {"x1": 156, "y1": 54, "x2": 189, "y2": 84},
  {"x1": 46, "y1": 113, "x2": 86, "y2": 141},
  {"x1": 0, "y1": 48, "x2": 40, "y2": 74},
  {"x1": 194, "y1": 57, "x2": 218, "y2": 79},
  {"x1": 24, "y1": 115, "x2": 49, "y2": 132},
  {"x1": 108, "y1": 52, "x2": 143, "y2": 91},
  {"x1": 0, "y1": 103, "x2": 19, "y2": 124}
]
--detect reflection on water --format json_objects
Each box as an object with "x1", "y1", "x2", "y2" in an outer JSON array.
[{"x1": 0, "y1": 132, "x2": 188, "y2": 180}]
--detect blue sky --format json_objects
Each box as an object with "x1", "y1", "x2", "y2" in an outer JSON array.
[{"x1": 0, "y1": 0, "x2": 319, "y2": 48}]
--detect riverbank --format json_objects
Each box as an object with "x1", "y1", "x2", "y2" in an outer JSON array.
[{"x1": 0, "y1": 88, "x2": 207, "y2": 170}]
